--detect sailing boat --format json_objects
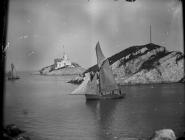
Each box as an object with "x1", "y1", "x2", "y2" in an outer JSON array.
[
  {"x1": 71, "y1": 42, "x2": 125, "y2": 100},
  {"x1": 7, "y1": 63, "x2": 20, "y2": 80}
]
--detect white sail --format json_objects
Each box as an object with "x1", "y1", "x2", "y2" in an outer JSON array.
[
  {"x1": 85, "y1": 73, "x2": 99, "y2": 95},
  {"x1": 7, "y1": 63, "x2": 20, "y2": 80},
  {"x1": 12, "y1": 64, "x2": 17, "y2": 78},
  {"x1": 71, "y1": 72, "x2": 99, "y2": 95},
  {"x1": 71, "y1": 73, "x2": 91, "y2": 95},
  {"x1": 9, "y1": 63, "x2": 17, "y2": 78}
]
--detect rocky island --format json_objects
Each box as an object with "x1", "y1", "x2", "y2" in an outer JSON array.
[
  {"x1": 68, "y1": 43, "x2": 184, "y2": 85},
  {"x1": 39, "y1": 53, "x2": 85, "y2": 76}
]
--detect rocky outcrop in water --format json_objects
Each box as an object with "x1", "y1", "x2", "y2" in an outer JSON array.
[
  {"x1": 179, "y1": 76, "x2": 185, "y2": 83},
  {"x1": 40, "y1": 62, "x2": 85, "y2": 76},
  {"x1": 82, "y1": 43, "x2": 184, "y2": 85},
  {"x1": 150, "y1": 129, "x2": 176, "y2": 140},
  {"x1": 67, "y1": 75, "x2": 84, "y2": 84},
  {"x1": 3, "y1": 124, "x2": 30, "y2": 140}
]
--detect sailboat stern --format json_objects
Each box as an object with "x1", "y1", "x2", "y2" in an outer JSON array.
[
  {"x1": 85, "y1": 88, "x2": 126, "y2": 100},
  {"x1": 85, "y1": 93, "x2": 125, "y2": 100}
]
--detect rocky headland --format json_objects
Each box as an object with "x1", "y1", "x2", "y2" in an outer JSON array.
[
  {"x1": 69, "y1": 43, "x2": 184, "y2": 85},
  {"x1": 39, "y1": 62, "x2": 85, "y2": 76}
]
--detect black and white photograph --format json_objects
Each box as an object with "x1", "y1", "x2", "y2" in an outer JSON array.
[{"x1": 1, "y1": 0, "x2": 184, "y2": 140}]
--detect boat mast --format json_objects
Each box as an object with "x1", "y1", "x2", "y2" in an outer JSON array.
[
  {"x1": 95, "y1": 42, "x2": 104, "y2": 95},
  {"x1": 98, "y1": 70, "x2": 101, "y2": 95},
  {"x1": 63, "y1": 45, "x2": 66, "y2": 58},
  {"x1": 11, "y1": 63, "x2": 14, "y2": 78},
  {"x1": 150, "y1": 24, "x2": 152, "y2": 43}
]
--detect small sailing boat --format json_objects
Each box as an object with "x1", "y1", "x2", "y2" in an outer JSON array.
[
  {"x1": 71, "y1": 42, "x2": 125, "y2": 100},
  {"x1": 7, "y1": 63, "x2": 20, "y2": 80}
]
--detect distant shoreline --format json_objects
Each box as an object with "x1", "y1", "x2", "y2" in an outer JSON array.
[{"x1": 118, "y1": 81, "x2": 184, "y2": 86}]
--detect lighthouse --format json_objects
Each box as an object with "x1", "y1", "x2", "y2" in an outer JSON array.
[{"x1": 54, "y1": 46, "x2": 74, "y2": 69}]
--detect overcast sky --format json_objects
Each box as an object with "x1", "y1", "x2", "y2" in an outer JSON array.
[{"x1": 5, "y1": 0, "x2": 183, "y2": 71}]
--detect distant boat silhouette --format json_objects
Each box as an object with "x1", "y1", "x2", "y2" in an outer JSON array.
[
  {"x1": 7, "y1": 63, "x2": 20, "y2": 80},
  {"x1": 71, "y1": 42, "x2": 126, "y2": 100}
]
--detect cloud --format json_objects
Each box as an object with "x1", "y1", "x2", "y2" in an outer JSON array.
[{"x1": 85, "y1": 0, "x2": 108, "y2": 22}]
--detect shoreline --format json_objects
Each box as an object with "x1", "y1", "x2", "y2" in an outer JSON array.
[
  {"x1": 118, "y1": 81, "x2": 185, "y2": 86},
  {"x1": 3, "y1": 124, "x2": 184, "y2": 140}
]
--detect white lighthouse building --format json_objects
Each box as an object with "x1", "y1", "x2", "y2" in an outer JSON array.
[{"x1": 54, "y1": 46, "x2": 74, "y2": 69}]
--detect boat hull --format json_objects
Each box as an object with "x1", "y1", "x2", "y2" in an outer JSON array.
[
  {"x1": 8, "y1": 77, "x2": 20, "y2": 80},
  {"x1": 85, "y1": 92, "x2": 126, "y2": 100}
]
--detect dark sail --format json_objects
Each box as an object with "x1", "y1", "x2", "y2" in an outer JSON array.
[
  {"x1": 96, "y1": 42, "x2": 106, "y2": 68},
  {"x1": 95, "y1": 42, "x2": 118, "y2": 92}
]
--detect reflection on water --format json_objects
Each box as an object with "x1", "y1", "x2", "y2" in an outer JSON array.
[
  {"x1": 86, "y1": 100, "x2": 122, "y2": 140},
  {"x1": 4, "y1": 73, "x2": 185, "y2": 140}
]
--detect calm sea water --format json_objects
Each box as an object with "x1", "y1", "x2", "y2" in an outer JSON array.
[{"x1": 4, "y1": 72, "x2": 185, "y2": 140}]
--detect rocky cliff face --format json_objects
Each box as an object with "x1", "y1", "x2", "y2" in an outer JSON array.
[
  {"x1": 40, "y1": 62, "x2": 85, "y2": 76},
  {"x1": 84, "y1": 43, "x2": 184, "y2": 85},
  {"x1": 113, "y1": 43, "x2": 184, "y2": 84}
]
